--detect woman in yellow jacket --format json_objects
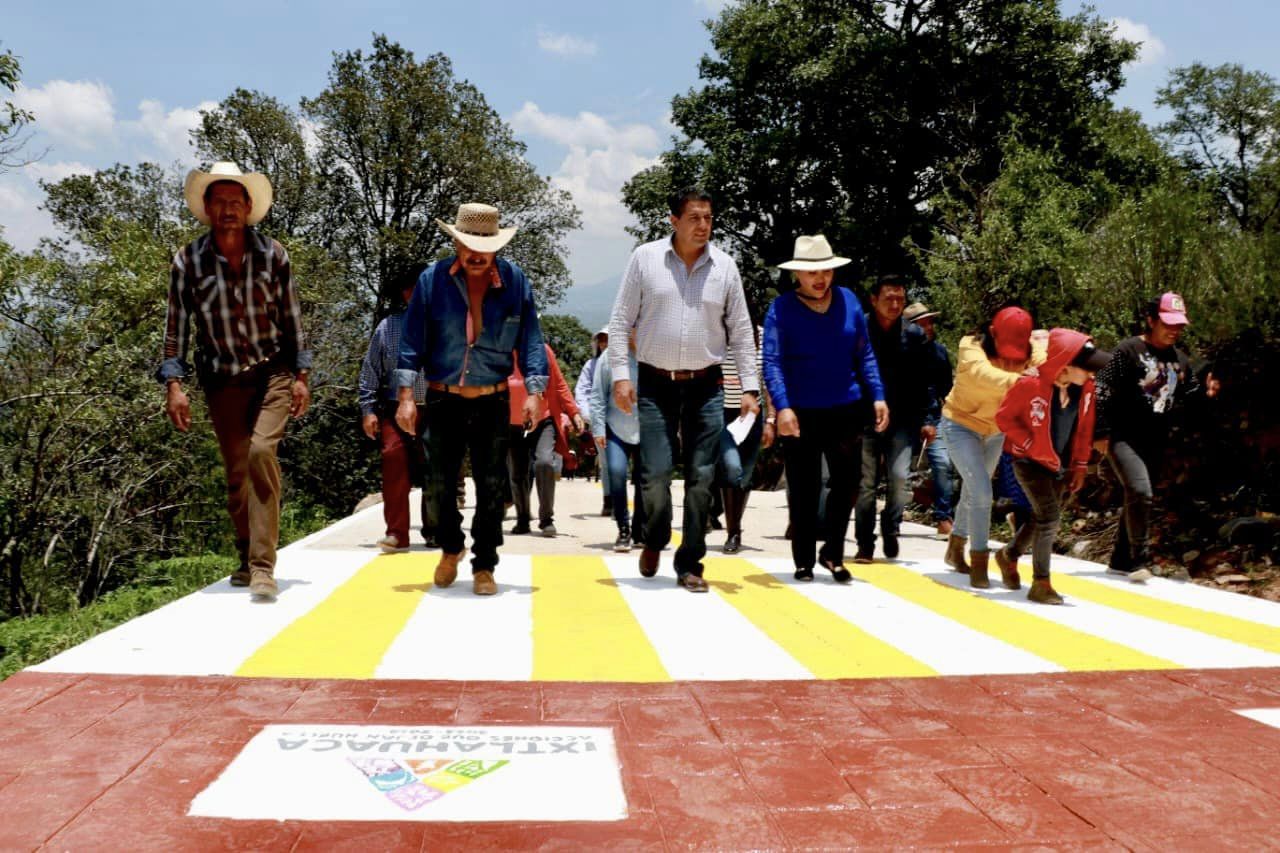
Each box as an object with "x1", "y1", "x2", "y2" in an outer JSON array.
[{"x1": 939, "y1": 307, "x2": 1040, "y2": 588}]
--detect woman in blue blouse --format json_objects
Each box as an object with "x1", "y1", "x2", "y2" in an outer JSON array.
[{"x1": 763, "y1": 236, "x2": 888, "y2": 582}]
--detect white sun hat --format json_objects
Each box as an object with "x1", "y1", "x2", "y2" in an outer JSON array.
[
  {"x1": 184, "y1": 161, "x2": 274, "y2": 226},
  {"x1": 776, "y1": 234, "x2": 851, "y2": 271},
  {"x1": 436, "y1": 203, "x2": 518, "y2": 253}
]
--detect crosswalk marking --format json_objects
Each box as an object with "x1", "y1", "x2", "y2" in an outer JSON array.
[
  {"x1": 237, "y1": 553, "x2": 433, "y2": 678},
  {"x1": 532, "y1": 555, "x2": 670, "y2": 681},
  {"x1": 849, "y1": 560, "x2": 1179, "y2": 672},
  {"x1": 708, "y1": 558, "x2": 936, "y2": 679}
]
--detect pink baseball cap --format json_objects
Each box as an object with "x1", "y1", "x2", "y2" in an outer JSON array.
[
  {"x1": 990, "y1": 307, "x2": 1033, "y2": 361},
  {"x1": 1157, "y1": 292, "x2": 1190, "y2": 326}
]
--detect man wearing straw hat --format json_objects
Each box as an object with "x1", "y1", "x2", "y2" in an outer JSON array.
[
  {"x1": 396, "y1": 203, "x2": 547, "y2": 596},
  {"x1": 607, "y1": 186, "x2": 759, "y2": 592},
  {"x1": 159, "y1": 162, "x2": 312, "y2": 601}
]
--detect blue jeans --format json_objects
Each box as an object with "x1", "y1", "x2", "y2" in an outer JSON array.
[
  {"x1": 855, "y1": 425, "x2": 913, "y2": 550},
  {"x1": 941, "y1": 417, "x2": 1005, "y2": 552},
  {"x1": 923, "y1": 432, "x2": 955, "y2": 522},
  {"x1": 604, "y1": 426, "x2": 645, "y2": 535},
  {"x1": 637, "y1": 373, "x2": 724, "y2": 576},
  {"x1": 717, "y1": 407, "x2": 764, "y2": 489}
]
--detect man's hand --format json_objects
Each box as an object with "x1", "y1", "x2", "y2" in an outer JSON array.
[
  {"x1": 165, "y1": 382, "x2": 191, "y2": 432},
  {"x1": 762, "y1": 421, "x2": 776, "y2": 448},
  {"x1": 776, "y1": 408, "x2": 800, "y2": 438},
  {"x1": 1069, "y1": 468, "x2": 1087, "y2": 494},
  {"x1": 362, "y1": 413, "x2": 379, "y2": 440},
  {"x1": 920, "y1": 424, "x2": 937, "y2": 444},
  {"x1": 1206, "y1": 371, "x2": 1221, "y2": 398},
  {"x1": 522, "y1": 392, "x2": 543, "y2": 430},
  {"x1": 395, "y1": 398, "x2": 417, "y2": 433},
  {"x1": 290, "y1": 379, "x2": 311, "y2": 418},
  {"x1": 572, "y1": 412, "x2": 586, "y2": 434},
  {"x1": 741, "y1": 390, "x2": 761, "y2": 418},
  {"x1": 1092, "y1": 438, "x2": 1110, "y2": 456},
  {"x1": 595, "y1": 434, "x2": 607, "y2": 450},
  {"x1": 873, "y1": 401, "x2": 890, "y2": 433},
  {"x1": 613, "y1": 379, "x2": 636, "y2": 415}
]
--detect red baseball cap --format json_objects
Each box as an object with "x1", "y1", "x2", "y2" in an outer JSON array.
[
  {"x1": 990, "y1": 307, "x2": 1033, "y2": 361},
  {"x1": 1157, "y1": 292, "x2": 1190, "y2": 326}
]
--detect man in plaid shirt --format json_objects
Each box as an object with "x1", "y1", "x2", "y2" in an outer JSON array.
[{"x1": 158, "y1": 162, "x2": 312, "y2": 600}]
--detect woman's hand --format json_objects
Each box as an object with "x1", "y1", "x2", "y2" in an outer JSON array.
[{"x1": 776, "y1": 408, "x2": 800, "y2": 438}]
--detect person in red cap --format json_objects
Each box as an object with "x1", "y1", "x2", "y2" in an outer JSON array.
[
  {"x1": 1094, "y1": 293, "x2": 1219, "y2": 582},
  {"x1": 939, "y1": 306, "x2": 1044, "y2": 588},
  {"x1": 995, "y1": 332, "x2": 1111, "y2": 603}
]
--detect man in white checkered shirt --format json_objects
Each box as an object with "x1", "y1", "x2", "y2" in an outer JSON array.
[{"x1": 607, "y1": 187, "x2": 759, "y2": 593}]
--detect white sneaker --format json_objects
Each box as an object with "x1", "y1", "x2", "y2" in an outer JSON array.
[
  {"x1": 1128, "y1": 567, "x2": 1153, "y2": 583},
  {"x1": 377, "y1": 535, "x2": 410, "y2": 554}
]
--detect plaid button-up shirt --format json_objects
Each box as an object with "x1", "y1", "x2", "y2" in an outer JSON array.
[{"x1": 157, "y1": 228, "x2": 312, "y2": 383}]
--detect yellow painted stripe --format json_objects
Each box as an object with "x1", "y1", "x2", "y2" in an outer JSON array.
[
  {"x1": 851, "y1": 561, "x2": 1178, "y2": 672},
  {"x1": 707, "y1": 558, "x2": 936, "y2": 679},
  {"x1": 1050, "y1": 572, "x2": 1280, "y2": 654},
  {"x1": 236, "y1": 553, "x2": 432, "y2": 678},
  {"x1": 531, "y1": 555, "x2": 670, "y2": 681}
]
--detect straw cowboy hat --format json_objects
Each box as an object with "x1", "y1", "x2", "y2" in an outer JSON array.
[
  {"x1": 436, "y1": 203, "x2": 518, "y2": 253},
  {"x1": 903, "y1": 302, "x2": 940, "y2": 324},
  {"x1": 184, "y1": 161, "x2": 274, "y2": 226},
  {"x1": 777, "y1": 235, "x2": 851, "y2": 270}
]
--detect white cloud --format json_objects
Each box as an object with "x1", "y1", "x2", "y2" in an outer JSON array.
[
  {"x1": 1110, "y1": 17, "x2": 1167, "y2": 67},
  {"x1": 24, "y1": 160, "x2": 97, "y2": 184},
  {"x1": 536, "y1": 29, "x2": 598, "y2": 58},
  {"x1": 127, "y1": 99, "x2": 218, "y2": 165},
  {"x1": 0, "y1": 173, "x2": 57, "y2": 251},
  {"x1": 12, "y1": 80, "x2": 115, "y2": 149},
  {"x1": 510, "y1": 103, "x2": 662, "y2": 238}
]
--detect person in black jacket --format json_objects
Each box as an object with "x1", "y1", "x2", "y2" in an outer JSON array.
[
  {"x1": 854, "y1": 275, "x2": 934, "y2": 562},
  {"x1": 1094, "y1": 293, "x2": 1219, "y2": 582},
  {"x1": 904, "y1": 302, "x2": 957, "y2": 536}
]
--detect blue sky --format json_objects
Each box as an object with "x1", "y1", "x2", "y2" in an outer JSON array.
[{"x1": 2, "y1": 0, "x2": 1277, "y2": 293}]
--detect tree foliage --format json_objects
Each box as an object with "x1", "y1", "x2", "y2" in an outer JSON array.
[{"x1": 0, "y1": 45, "x2": 34, "y2": 173}]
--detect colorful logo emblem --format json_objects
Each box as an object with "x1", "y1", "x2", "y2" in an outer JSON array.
[{"x1": 348, "y1": 757, "x2": 510, "y2": 812}]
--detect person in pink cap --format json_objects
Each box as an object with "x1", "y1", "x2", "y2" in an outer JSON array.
[
  {"x1": 1094, "y1": 293, "x2": 1220, "y2": 582},
  {"x1": 939, "y1": 306, "x2": 1045, "y2": 588}
]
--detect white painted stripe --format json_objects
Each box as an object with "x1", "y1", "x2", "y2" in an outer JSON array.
[
  {"x1": 1237, "y1": 708, "x2": 1280, "y2": 731},
  {"x1": 601, "y1": 556, "x2": 810, "y2": 681},
  {"x1": 33, "y1": 547, "x2": 369, "y2": 676},
  {"x1": 899, "y1": 559, "x2": 1280, "y2": 670},
  {"x1": 748, "y1": 557, "x2": 1063, "y2": 676},
  {"x1": 375, "y1": 554, "x2": 534, "y2": 681}
]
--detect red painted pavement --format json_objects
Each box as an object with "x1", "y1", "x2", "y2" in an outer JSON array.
[{"x1": 4, "y1": 669, "x2": 1280, "y2": 850}]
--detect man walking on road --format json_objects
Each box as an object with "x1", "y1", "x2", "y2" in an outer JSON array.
[
  {"x1": 159, "y1": 162, "x2": 311, "y2": 601},
  {"x1": 608, "y1": 187, "x2": 760, "y2": 592},
  {"x1": 396, "y1": 203, "x2": 547, "y2": 596}
]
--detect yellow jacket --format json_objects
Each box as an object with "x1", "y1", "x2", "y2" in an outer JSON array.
[{"x1": 942, "y1": 335, "x2": 1046, "y2": 437}]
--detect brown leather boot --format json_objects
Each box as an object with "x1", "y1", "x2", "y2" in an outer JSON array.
[
  {"x1": 995, "y1": 546, "x2": 1021, "y2": 590},
  {"x1": 434, "y1": 550, "x2": 464, "y2": 588},
  {"x1": 968, "y1": 550, "x2": 990, "y2": 589},
  {"x1": 944, "y1": 535, "x2": 969, "y2": 573},
  {"x1": 1027, "y1": 578, "x2": 1064, "y2": 605}
]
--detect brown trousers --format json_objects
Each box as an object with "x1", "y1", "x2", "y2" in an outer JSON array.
[{"x1": 206, "y1": 367, "x2": 293, "y2": 575}]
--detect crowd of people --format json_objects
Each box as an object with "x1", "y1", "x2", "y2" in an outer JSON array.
[{"x1": 159, "y1": 163, "x2": 1218, "y2": 605}]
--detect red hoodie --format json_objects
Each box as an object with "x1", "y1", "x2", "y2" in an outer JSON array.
[{"x1": 996, "y1": 329, "x2": 1097, "y2": 474}]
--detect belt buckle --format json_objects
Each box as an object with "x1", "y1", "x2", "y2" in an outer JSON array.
[{"x1": 668, "y1": 370, "x2": 679, "y2": 381}]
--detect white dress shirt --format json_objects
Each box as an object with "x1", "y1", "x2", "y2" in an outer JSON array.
[{"x1": 606, "y1": 236, "x2": 758, "y2": 392}]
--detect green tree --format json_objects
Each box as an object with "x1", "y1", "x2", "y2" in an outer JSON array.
[
  {"x1": 539, "y1": 314, "x2": 594, "y2": 389},
  {"x1": 302, "y1": 35, "x2": 581, "y2": 318},
  {"x1": 0, "y1": 45, "x2": 34, "y2": 172},
  {"x1": 623, "y1": 0, "x2": 1140, "y2": 313},
  {"x1": 1158, "y1": 62, "x2": 1280, "y2": 233}
]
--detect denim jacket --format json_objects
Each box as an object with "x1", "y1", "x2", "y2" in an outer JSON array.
[{"x1": 396, "y1": 257, "x2": 548, "y2": 394}]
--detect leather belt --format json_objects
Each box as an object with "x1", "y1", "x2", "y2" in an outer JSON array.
[
  {"x1": 427, "y1": 380, "x2": 509, "y2": 398},
  {"x1": 639, "y1": 362, "x2": 723, "y2": 383}
]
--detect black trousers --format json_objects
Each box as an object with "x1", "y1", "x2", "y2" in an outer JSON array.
[
  {"x1": 1009, "y1": 459, "x2": 1068, "y2": 580},
  {"x1": 781, "y1": 403, "x2": 863, "y2": 569}
]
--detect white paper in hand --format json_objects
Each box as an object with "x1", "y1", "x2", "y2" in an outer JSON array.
[{"x1": 726, "y1": 412, "x2": 757, "y2": 446}]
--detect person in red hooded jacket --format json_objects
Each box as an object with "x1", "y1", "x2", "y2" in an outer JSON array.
[{"x1": 994, "y1": 330, "x2": 1110, "y2": 604}]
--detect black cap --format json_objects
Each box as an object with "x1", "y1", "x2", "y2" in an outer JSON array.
[{"x1": 1071, "y1": 342, "x2": 1111, "y2": 371}]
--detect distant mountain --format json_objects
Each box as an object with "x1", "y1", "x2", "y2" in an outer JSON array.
[{"x1": 557, "y1": 274, "x2": 620, "y2": 334}]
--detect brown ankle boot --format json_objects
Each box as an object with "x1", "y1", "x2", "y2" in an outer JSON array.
[
  {"x1": 968, "y1": 550, "x2": 990, "y2": 589},
  {"x1": 1027, "y1": 578, "x2": 1063, "y2": 605},
  {"x1": 944, "y1": 535, "x2": 970, "y2": 573},
  {"x1": 995, "y1": 546, "x2": 1021, "y2": 590}
]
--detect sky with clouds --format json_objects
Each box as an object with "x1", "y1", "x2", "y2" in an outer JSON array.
[{"x1": 2, "y1": 0, "x2": 1278, "y2": 290}]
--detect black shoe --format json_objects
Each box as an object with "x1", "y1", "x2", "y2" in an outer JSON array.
[
  {"x1": 510, "y1": 521, "x2": 531, "y2": 535},
  {"x1": 883, "y1": 534, "x2": 899, "y2": 559},
  {"x1": 422, "y1": 534, "x2": 439, "y2": 549},
  {"x1": 601, "y1": 496, "x2": 613, "y2": 517},
  {"x1": 707, "y1": 515, "x2": 723, "y2": 532},
  {"x1": 853, "y1": 548, "x2": 874, "y2": 565},
  {"x1": 614, "y1": 526, "x2": 632, "y2": 553},
  {"x1": 821, "y1": 558, "x2": 853, "y2": 584},
  {"x1": 723, "y1": 533, "x2": 742, "y2": 554},
  {"x1": 794, "y1": 566, "x2": 814, "y2": 582}
]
